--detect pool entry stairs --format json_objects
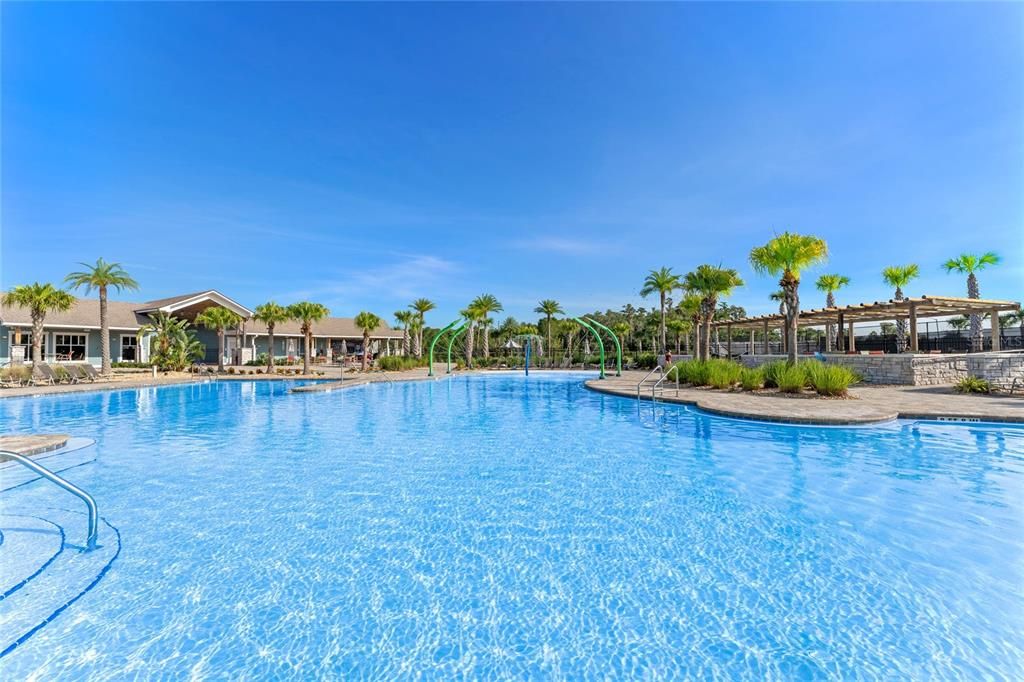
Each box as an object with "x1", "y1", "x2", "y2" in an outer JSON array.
[{"x1": 0, "y1": 444, "x2": 120, "y2": 659}]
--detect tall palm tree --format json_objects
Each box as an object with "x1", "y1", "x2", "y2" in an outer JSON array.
[
  {"x1": 64, "y1": 258, "x2": 139, "y2": 376},
  {"x1": 749, "y1": 232, "x2": 828, "y2": 364},
  {"x1": 393, "y1": 310, "x2": 414, "y2": 356},
  {"x1": 639, "y1": 267, "x2": 681, "y2": 354},
  {"x1": 460, "y1": 304, "x2": 484, "y2": 368},
  {"x1": 287, "y1": 302, "x2": 329, "y2": 375},
  {"x1": 409, "y1": 298, "x2": 436, "y2": 359},
  {"x1": 683, "y1": 265, "x2": 744, "y2": 361},
  {"x1": 944, "y1": 252, "x2": 1001, "y2": 352},
  {"x1": 253, "y1": 302, "x2": 292, "y2": 373},
  {"x1": 534, "y1": 299, "x2": 564, "y2": 367},
  {"x1": 2, "y1": 283, "x2": 75, "y2": 366},
  {"x1": 354, "y1": 311, "x2": 382, "y2": 371},
  {"x1": 196, "y1": 306, "x2": 243, "y2": 372},
  {"x1": 469, "y1": 294, "x2": 503, "y2": 359},
  {"x1": 814, "y1": 274, "x2": 850, "y2": 352},
  {"x1": 882, "y1": 264, "x2": 920, "y2": 353}
]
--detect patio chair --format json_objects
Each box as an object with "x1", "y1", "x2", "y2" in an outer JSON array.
[{"x1": 69, "y1": 364, "x2": 95, "y2": 383}]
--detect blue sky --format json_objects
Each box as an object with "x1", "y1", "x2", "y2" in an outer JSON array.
[{"x1": 2, "y1": 2, "x2": 1021, "y2": 325}]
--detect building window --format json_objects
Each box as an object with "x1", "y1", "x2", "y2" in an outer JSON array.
[
  {"x1": 121, "y1": 335, "x2": 138, "y2": 362},
  {"x1": 8, "y1": 331, "x2": 34, "y2": 361},
  {"x1": 54, "y1": 333, "x2": 87, "y2": 361}
]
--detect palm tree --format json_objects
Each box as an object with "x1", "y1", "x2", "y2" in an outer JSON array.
[
  {"x1": 676, "y1": 294, "x2": 702, "y2": 358},
  {"x1": 64, "y1": 258, "x2": 139, "y2": 376},
  {"x1": 944, "y1": 252, "x2": 1001, "y2": 352},
  {"x1": 666, "y1": 318, "x2": 690, "y2": 355},
  {"x1": 2, "y1": 283, "x2": 75, "y2": 366},
  {"x1": 409, "y1": 298, "x2": 436, "y2": 359},
  {"x1": 460, "y1": 304, "x2": 484, "y2": 368},
  {"x1": 534, "y1": 299, "x2": 564, "y2": 367},
  {"x1": 196, "y1": 306, "x2": 243, "y2": 372},
  {"x1": 639, "y1": 267, "x2": 681, "y2": 354},
  {"x1": 137, "y1": 312, "x2": 194, "y2": 370},
  {"x1": 469, "y1": 294, "x2": 503, "y2": 359},
  {"x1": 354, "y1": 311, "x2": 382, "y2": 371},
  {"x1": 815, "y1": 274, "x2": 850, "y2": 352},
  {"x1": 683, "y1": 265, "x2": 744, "y2": 361},
  {"x1": 749, "y1": 232, "x2": 828, "y2": 364},
  {"x1": 393, "y1": 310, "x2": 414, "y2": 356},
  {"x1": 252, "y1": 302, "x2": 292, "y2": 372},
  {"x1": 881, "y1": 265, "x2": 920, "y2": 353},
  {"x1": 287, "y1": 302, "x2": 329, "y2": 374}
]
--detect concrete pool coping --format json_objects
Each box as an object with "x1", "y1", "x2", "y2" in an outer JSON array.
[{"x1": 585, "y1": 371, "x2": 1024, "y2": 425}]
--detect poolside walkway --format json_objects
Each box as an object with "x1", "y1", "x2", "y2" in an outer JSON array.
[
  {"x1": 586, "y1": 371, "x2": 1024, "y2": 424},
  {"x1": 0, "y1": 434, "x2": 70, "y2": 456}
]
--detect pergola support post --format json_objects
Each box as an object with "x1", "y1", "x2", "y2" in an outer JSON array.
[
  {"x1": 762, "y1": 320, "x2": 769, "y2": 354},
  {"x1": 836, "y1": 312, "x2": 845, "y2": 352},
  {"x1": 748, "y1": 329, "x2": 754, "y2": 355},
  {"x1": 727, "y1": 324, "x2": 732, "y2": 356},
  {"x1": 848, "y1": 321, "x2": 856, "y2": 353},
  {"x1": 908, "y1": 302, "x2": 919, "y2": 352},
  {"x1": 991, "y1": 307, "x2": 1001, "y2": 351}
]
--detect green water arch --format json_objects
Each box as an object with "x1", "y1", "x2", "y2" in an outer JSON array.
[{"x1": 427, "y1": 320, "x2": 461, "y2": 377}]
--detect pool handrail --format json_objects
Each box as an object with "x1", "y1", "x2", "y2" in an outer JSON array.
[
  {"x1": 637, "y1": 365, "x2": 664, "y2": 400},
  {"x1": 0, "y1": 449, "x2": 99, "y2": 551}
]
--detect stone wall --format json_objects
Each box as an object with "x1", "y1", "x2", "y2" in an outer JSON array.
[
  {"x1": 966, "y1": 352, "x2": 1024, "y2": 391},
  {"x1": 738, "y1": 353, "x2": 967, "y2": 385}
]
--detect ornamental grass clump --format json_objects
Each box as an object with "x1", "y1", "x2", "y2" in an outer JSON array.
[
  {"x1": 706, "y1": 359, "x2": 743, "y2": 389},
  {"x1": 760, "y1": 360, "x2": 790, "y2": 389},
  {"x1": 803, "y1": 361, "x2": 861, "y2": 397},
  {"x1": 954, "y1": 376, "x2": 991, "y2": 394},
  {"x1": 739, "y1": 367, "x2": 765, "y2": 390},
  {"x1": 776, "y1": 363, "x2": 808, "y2": 393}
]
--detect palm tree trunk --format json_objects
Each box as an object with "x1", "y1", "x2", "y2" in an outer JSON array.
[
  {"x1": 401, "y1": 326, "x2": 409, "y2": 356},
  {"x1": 217, "y1": 329, "x2": 225, "y2": 372},
  {"x1": 483, "y1": 325, "x2": 490, "y2": 359},
  {"x1": 99, "y1": 284, "x2": 111, "y2": 375},
  {"x1": 362, "y1": 333, "x2": 370, "y2": 371},
  {"x1": 675, "y1": 332, "x2": 681, "y2": 355},
  {"x1": 465, "y1": 323, "x2": 475, "y2": 368},
  {"x1": 32, "y1": 313, "x2": 44, "y2": 367},
  {"x1": 782, "y1": 275, "x2": 799, "y2": 365},
  {"x1": 825, "y1": 292, "x2": 835, "y2": 353},
  {"x1": 659, "y1": 293, "x2": 667, "y2": 354},
  {"x1": 546, "y1": 316, "x2": 553, "y2": 368},
  {"x1": 267, "y1": 325, "x2": 276, "y2": 372},
  {"x1": 893, "y1": 286, "x2": 907, "y2": 353},
  {"x1": 303, "y1": 330, "x2": 311, "y2": 374},
  {"x1": 967, "y1": 273, "x2": 981, "y2": 352}
]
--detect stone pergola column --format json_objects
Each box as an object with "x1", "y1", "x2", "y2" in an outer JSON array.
[
  {"x1": 748, "y1": 329, "x2": 754, "y2": 355},
  {"x1": 991, "y1": 308, "x2": 1001, "y2": 351},
  {"x1": 762, "y1": 320, "x2": 769, "y2": 354},
  {"x1": 727, "y1": 324, "x2": 732, "y2": 356},
  {"x1": 848, "y1": 321, "x2": 856, "y2": 352},
  {"x1": 836, "y1": 312, "x2": 845, "y2": 352},
  {"x1": 909, "y1": 302, "x2": 919, "y2": 352}
]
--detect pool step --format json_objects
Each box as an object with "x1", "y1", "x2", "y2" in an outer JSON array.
[
  {"x1": 0, "y1": 507, "x2": 120, "y2": 659},
  {"x1": 0, "y1": 515, "x2": 65, "y2": 601}
]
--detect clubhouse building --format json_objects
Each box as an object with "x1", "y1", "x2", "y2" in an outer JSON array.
[{"x1": 0, "y1": 289, "x2": 404, "y2": 366}]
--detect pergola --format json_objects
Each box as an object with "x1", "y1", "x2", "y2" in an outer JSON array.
[{"x1": 711, "y1": 295, "x2": 1021, "y2": 354}]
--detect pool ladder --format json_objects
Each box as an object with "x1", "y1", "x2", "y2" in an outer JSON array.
[
  {"x1": 0, "y1": 450, "x2": 99, "y2": 550},
  {"x1": 637, "y1": 365, "x2": 680, "y2": 403}
]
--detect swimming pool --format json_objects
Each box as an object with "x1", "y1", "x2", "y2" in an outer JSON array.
[{"x1": 1, "y1": 373, "x2": 1022, "y2": 678}]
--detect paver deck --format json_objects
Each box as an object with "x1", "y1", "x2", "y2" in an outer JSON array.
[{"x1": 586, "y1": 371, "x2": 1024, "y2": 424}]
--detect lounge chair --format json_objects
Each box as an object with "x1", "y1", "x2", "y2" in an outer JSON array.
[
  {"x1": 32, "y1": 363, "x2": 59, "y2": 385},
  {"x1": 80, "y1": 364, "x2": 108, "y2": 382},
  {"x1": 68, "y1": 364, "x2": 95, "y2": 383}
]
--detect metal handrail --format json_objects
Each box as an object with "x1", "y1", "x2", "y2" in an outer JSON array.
[
  {"x1": 651, "y1": 364, "x2": 680, "y2": 402},
  {"x1": 637, "y1": 365, "x2": 663, "y2": 399},
  {"x1": 0, "y1": 450, "x2": 99, "y2": 550}
]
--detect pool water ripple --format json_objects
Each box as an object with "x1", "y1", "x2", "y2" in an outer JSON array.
[{"x1": 0, "y1": 374, "x2": 1021, "y2": 679}]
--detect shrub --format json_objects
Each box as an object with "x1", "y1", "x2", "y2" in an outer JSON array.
[
  {"x1": 760, "y1": 360, "x2": 790, "y2": 389},
  {"x1": 954, "y1": 376, "x2": 991, "y2": 394},
  {"x1": 226, "y1": 367, "x2": 235, "y2": 374},
  {"x1": 706, "y1": 360, "x2": 742, "y2": 389},
  {"x1": 634, "y1": 353, "x2": 658, "y2": 370},
  {"x1": 52, "y1": 366, "x2": 70, "y2": 382},
  {"x1": 776, "y1": 363, "x2": 808, "y2": 393},
  {"x1": 804, "y1": 362, "x2": 860, "y2": 397},
  {"x1": 2, "y1": 366, "x2": 32, "y2": 385},
  {"x1": 379, "y1": 356, "x2": 421, "y2": 371},
  {"x1": 739, "y1": 367, "x2": 765, "y2": 391}
]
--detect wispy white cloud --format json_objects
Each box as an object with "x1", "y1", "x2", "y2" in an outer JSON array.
[{"x1": 508, "y1": 236, "x2": 607, "y2": 256}]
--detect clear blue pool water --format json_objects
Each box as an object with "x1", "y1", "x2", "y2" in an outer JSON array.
[{"x1": 0, "y1": 373, "x2": 1022, "y2": 679}]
